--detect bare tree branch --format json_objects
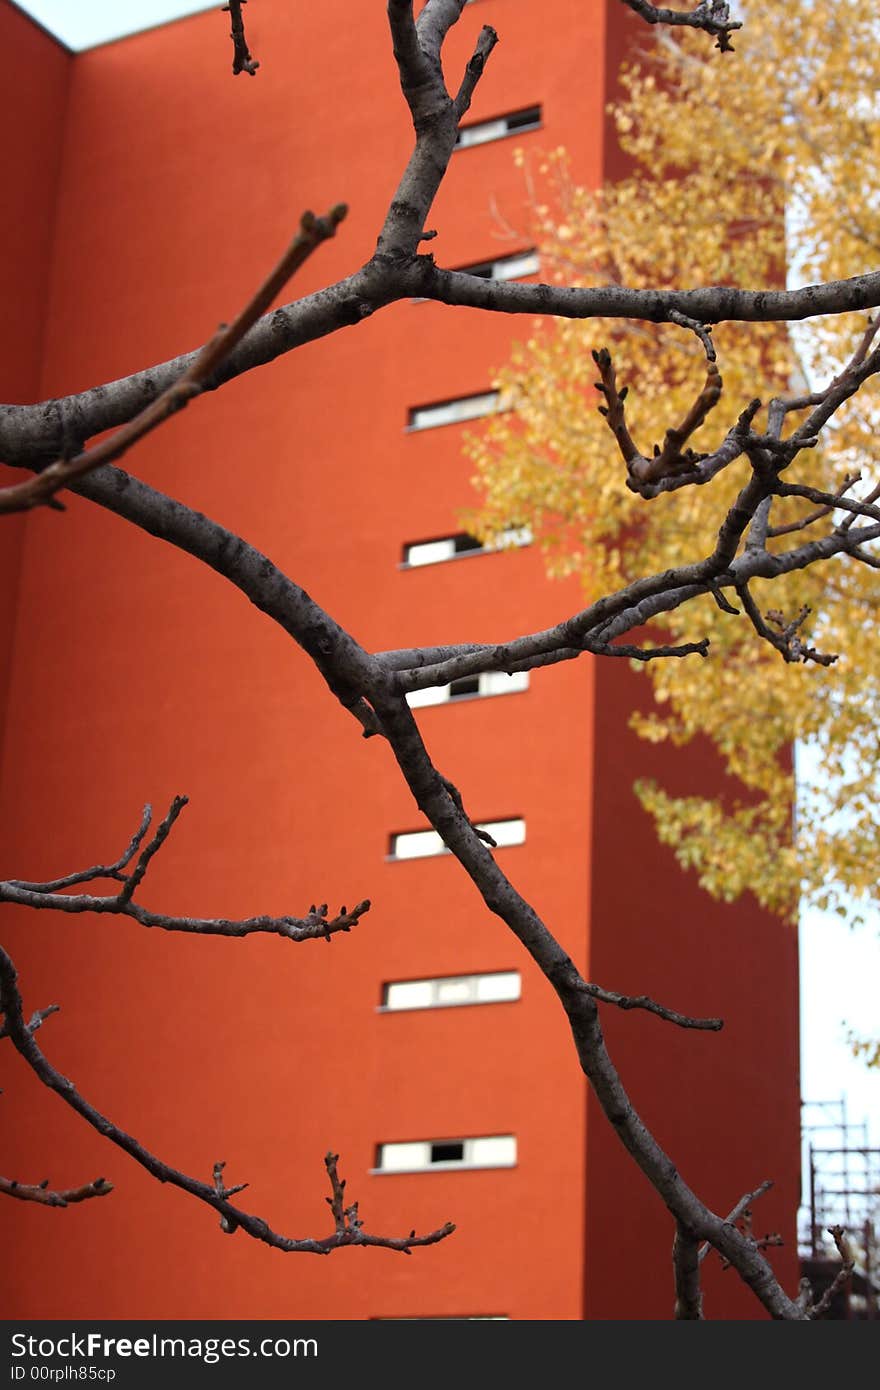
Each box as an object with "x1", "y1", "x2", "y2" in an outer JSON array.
[
  {"x1": 766, "y1": 474, "x2": 860, "y2": 538},
  {"x1": 453, "y1": 25, "x2": 500, "y2": 120},
  {"x1": 806, "y1": 1226, "x2": 855, "y2": 1319},
  {"x1": 0, "y1": 206, "x2": 347, "y2": 514},
  {"x1": 223, "y1": 1, "x2": 259, "y2": 76},
  {"x1": 699, "y1": 1179, "x2": 775, "y2": 1263},
  {"x1": 592, "y1": 317, "x2": 727, "y2": 491},
  {"x1": 388, "y1": 1, "x2": 437, "y2": 103},
  {"x1": 775, "y1": 479, "x2": 880, "y2": 529},
  {"x1": 736, "y1": 588, "x2": 838, "y2": 667},
  {"x1": 360, "y1": 681, "x2": 804, "y2": 1317},
  {"x1": 1, "y1": 799, "x2": 371, "y2": 944},
  {"x1": 619, "y1": 0, "x2": 740, "y2": 52},
  {"x1": 673, "y1": 1223, "x2": 705, "y2": 1318},
  {"x1": 588, "y1": 638, "x2": 710, "y2": 662},
  {"x1": 4, "y1": 0, "x2": 868, "y2": 1316},
  {"x1": 6, "y1": 807, "x2": 152, "y2": 894},
  {"x1": 9, "y1": 268, "x2": 880, "y2": 471},
  {"x1": 0, "y1": 1003, "x2": 59, "y2": 1041},
  {"x1": 61, "y1": 466, "x2": 379, "y2": 733},
  {"x1": 0, "y1": 946, "x2": 453, "y2": 1256},
  {"x1": 417, "y1": 0, "x2": 472, "y2": 66},
  {"x1": 379, "y1": 3, "x2": 498, "y2": 260},
  {"x1": 421, "y1": 263, "x2": 880, "y2": 328},
  {"x1": 0, "y1": 1173, "x2": 112, "y2": 1207},
  {"x1": 578, "y1": 981, "x2": 722, "y2": 1031}
]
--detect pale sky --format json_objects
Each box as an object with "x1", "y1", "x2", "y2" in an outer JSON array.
[
  {"x1": 12, "y1": 0, "x2": 879, "y2": 1166},
  {"x1": 12, "y1": 1, "x2": 217, "y2": 50}
]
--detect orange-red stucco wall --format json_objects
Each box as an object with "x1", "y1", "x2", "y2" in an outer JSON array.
[
  {"x1": 1, "y1": 0, "x2": 798, "y2": 1320},
  {"x1": 0, "y1": 1, "x2": 71, "y2": 755}
]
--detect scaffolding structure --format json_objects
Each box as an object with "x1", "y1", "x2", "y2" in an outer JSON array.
[{"x1": 800, "y1": 1099, "x2": 879, "y2": 1318}]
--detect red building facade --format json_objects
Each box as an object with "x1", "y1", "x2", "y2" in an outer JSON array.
[{"x1": 0, "y1": 0, "x2": 799, "y2": 1319}]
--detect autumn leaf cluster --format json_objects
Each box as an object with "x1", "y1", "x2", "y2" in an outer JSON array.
[{"x1": 466, "y1": 0, "x2": 880, "y2": 927}]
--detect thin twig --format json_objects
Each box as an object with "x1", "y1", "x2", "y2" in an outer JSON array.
[
  {"x1": 767, "y1": 474, "x2": 860, "y2": 538},
  {"x1": 591, "y1": 343, "x2": 728, "y2": 495},
  {"x1": 589, "y1": 638, "x2": 710, "y2": 662},
  {"x1": 735, "y1": 586, "x2": 838, "y2": 667},
  {"x1": 1, "y1": 800, "x2": 371, "y2": 944},
  {"x1": 699, "y1": 1179, "x2": 774, "y2": 1262},
  {"x1": 7, "y1": 806, "x2": 152, "y2": 893},
  {"x1": 0, "y1": 1174, "x2": 112, "y2": 1207},
  {"x1": 0, "y1": 1003, "x2": 59, "y2": 1041},
  {"x1": 223, "y1": 1, "x2": 259, "y2": 76},
  {"x1": 0, "y1": 944, "x2": 454, "y2": 1256},
  {"x1": 579, "y1": 980, "x2": 723, "y2": 1031},
  {"x1": 0, "y1": 206, "x2": 347, "y2": 514},
  {"x1": 807, "y1": 1226, "x2": 855, "y2": 1319},
  {"x1": 673, "y1": 1223, "x2": 705, "y2": 1318}
]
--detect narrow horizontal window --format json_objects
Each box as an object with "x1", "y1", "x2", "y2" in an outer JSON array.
[
  {"x1": 455, "y1": 105, "x2": 542, "y2": 150},
  {"x1": 401, "y1": 526, "x2": 531, "y2": 568},
  {"x1": 456, "y1": 248, "x2": 540, "y2": 283},
  {"x1": 406, "y1": 670, "x2": 529, "y2": 710},
  {"x1": 479, "y1": 818, "x2": 526, "y2": 848},
  {"x1": 381, "y1": 970, "x2": 522, "y2": 1011},
  {"x1": 407, "y1": 392, "x2": 501, "y2": 431},
  {"x1": 403, "y1": 532, "x2": 483, "y2": 566},
  {"x1": 374, "y1": 1134, "x2": 517, "y2": 1173},
  {"x1": 389, "y1": 818, "x2": 525, "y2": 860}
]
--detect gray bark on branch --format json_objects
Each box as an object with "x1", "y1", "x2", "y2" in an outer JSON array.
[
  {"x1": 5, "y1": 0, "x2": 875, "y2": 1317},
  {"x1": 0, "y1": 799, "x2": 370, "y2": 944},
  {"x1": 0, "y1": 945, "x2": 452, "y2": 1256},
  {"x1": 619, "y1": 0, "x2": 740, "y2": 52},
  {"x1": 0, "y1": 1173, "x2": 113, "y2": 1208},
  {"x1": 5, "y1": 268, "x2": 880, "y2": 472}
]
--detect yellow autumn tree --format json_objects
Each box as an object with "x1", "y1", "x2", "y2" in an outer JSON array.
[{"x1": 466, "y1": 0, "x2": 880, "y2": 943}]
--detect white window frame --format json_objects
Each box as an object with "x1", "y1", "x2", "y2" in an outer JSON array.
[
  {"x1": 388, "y1": 818, "x2": 525, "y2": 860},
  {"x1": 373, "y1": 1134, "x2": 517, "y2": 1174},
  {"x1": 456, "y1": 248, "x2": 540, "y2": 283},
  {"x1": 406, "y1": 669, "x2": 529, "y2": 710},
  {"x1": 455, "y1": 105, "x2": 542, "y2": 151},
  {"x1": 406, "y1": 391, "x2": 502, "y2": 431},
  {"x1": 379, "y1": 970, "x2": 522, "y2": 1012},
  {"x1": 401, "y1": 526, "x2": 531, "y2": 568}
]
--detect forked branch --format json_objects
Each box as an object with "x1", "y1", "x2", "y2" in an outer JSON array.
[
  {"x1": 0, "y1": 946, "x2": 453, "y2": 1256},
  {"x1": 0, "y1": 799, "x2": 370, "y2": 944},
  {"x1": 0, "y1": 205, "x2": 347, "y2": 514},
  {"x1": 592, "y1": 340, "x2": 725, "y2": 494}
]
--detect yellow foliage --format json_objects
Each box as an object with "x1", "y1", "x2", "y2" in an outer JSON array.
[{"x1": 465, "y1": 0, "x2": 880, "y2": 925}]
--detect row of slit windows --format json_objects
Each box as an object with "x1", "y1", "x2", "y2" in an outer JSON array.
[
  {"x1": 377, "y1": 87, "x2": 539, "y2": 1193},
  {"x1": 375, "y1": 972, "x2": 522, "y2": 1174}
]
